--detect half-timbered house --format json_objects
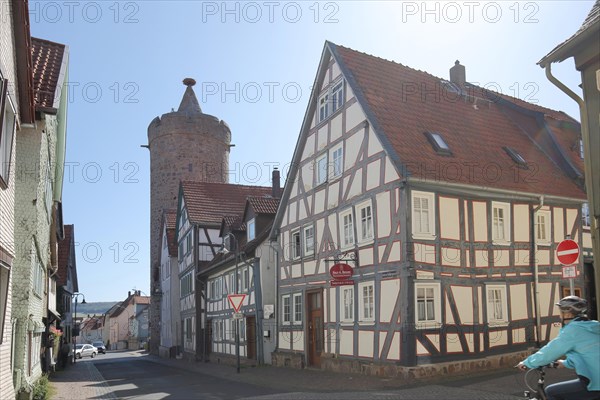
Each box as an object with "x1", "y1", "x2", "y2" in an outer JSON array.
[
  {"x1": 201, "y1": 172, "x2": 281, "y2": 365},
  {"x1": 159, "y1": 210, "x2": 180, "y2": 358},
  {"x1": 175, "y1": 181, "x2": 272, "y2": 361},
  {"x1": 269, "y1": 41, "x2": 592, "y2": 376}
]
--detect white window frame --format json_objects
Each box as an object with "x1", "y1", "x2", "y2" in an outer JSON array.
[
  {"x1": 315, "y1": 153, "x2": 328, "y2": 185},
  {"x1": 340, "y1": 208, "x2": 355, "y2": 249},
  {"x1": 340, "y1": 286, "x2": 354, "y2": 323},
  {"x1": 293, "y1": 293, "x2": 303, "y2": 325},
  {"x1": 414, "y1": 282, "x2": 441, "y2": 329},
  {"x1": 492, "y1": 201, "x2": 511, "y2": 244},
  {"x1": 0, "y1": 80, "x2": 16, "y2": 187},
  {"x1": 0, "y1": 263, "x2": 9, "y2": 344},
  {"x1": 242, "y1": 267, "x2": 250, "y2": 292},
  {"x1": 411, "y1": 191, "x2": 436, "y2": 240},
  {"x1": 330, "y1": 144, "x2": 343, "y2": 179},
  {"x1": 303, "y1": 225, "x2": 314, "y2": 257},
  {"x1": 317, "y1": 78, "x2": 345, "y2": 123},
  {"x1": 247, "y1": 218, "x2": 256, "y2": 242},
  {"x1": 485, "y1": 284, "x2": 508, "y2": 327},
  {"x1": 282, "y1": 295, "x2": 291, "y2": 325},
  {"x1": 358, "y1": 281, "x2": 374, "y2": 323},
  {"x1": 356, "y1": 200, "x2": 374, "y2": 243},
  {"x1": 582, "y1": 203, "x2": 590, "y2": 228},
  {"x1": 291, "y1": 230, "x2": 301, "y2": 260},
  {"x1": 536, "y1": 210, "x2": 551, "y2": 245},
  {"x1": 33, "y1": 258, "x2": 44, "y2": 297}
]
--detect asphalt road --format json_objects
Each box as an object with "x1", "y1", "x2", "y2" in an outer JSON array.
[
  {"x1": 93, "y1": 353, "x2": 281, "y2": 399},
  {"x1": 82, "y1": 350, "x2": 580, "y2": 400}
]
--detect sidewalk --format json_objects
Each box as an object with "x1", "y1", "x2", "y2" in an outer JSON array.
[{"x1": 50, "y1": 360, "x2": 115, "y2": 400}]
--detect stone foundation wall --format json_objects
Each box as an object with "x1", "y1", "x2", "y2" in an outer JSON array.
[
  {"x1": 271, "y1": 351, "x2": 304, "y2": 369},
  {"x1": 274, "y1": 350, "x2": 532, "y2": 381},
  {"x1": 207, "y1": 353, "x2": 258, "y2": 368}
]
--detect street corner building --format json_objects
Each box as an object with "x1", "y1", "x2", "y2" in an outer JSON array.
[{"x1": 267, "y1": 41, "x2": 594, "y2": 378}]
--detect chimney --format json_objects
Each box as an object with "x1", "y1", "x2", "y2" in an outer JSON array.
[
  {"x1": 450, "y1": 60, "x2": 466, "y2": 86},
  {"x1": 128, "y1": 291, "x2": 131, "y2": 297},
  {"x1": 272, "y1": 167, "x2": 281, "y2": 198}
]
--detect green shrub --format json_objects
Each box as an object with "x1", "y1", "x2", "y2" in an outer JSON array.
[{"x1": 32, "y1": 374, "x2": 51, "y2": 400}]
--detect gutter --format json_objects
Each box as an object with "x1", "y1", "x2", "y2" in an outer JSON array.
[
  {"x1": 405, "y1": 177, "x2": 585, "y2": 205},
  {"x1": 269, "y1": 240, "x2": 281, "y2": 355}
]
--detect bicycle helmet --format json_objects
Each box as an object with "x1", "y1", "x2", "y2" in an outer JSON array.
[{"x1": 555, "y1": 295, "x2": 588, "y2": 315}]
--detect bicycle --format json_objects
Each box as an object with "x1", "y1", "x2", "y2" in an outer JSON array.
[{"x1": 521, "y1": 362, "x2": 559, "y2": 400}]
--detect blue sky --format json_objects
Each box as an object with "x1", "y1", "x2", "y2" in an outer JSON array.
[{"x1": 29, "y1": 0, "x2": 594, "y2": 302}]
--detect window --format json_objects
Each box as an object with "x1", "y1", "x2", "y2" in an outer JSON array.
[
  {"x1": 303, "y1": 225, "x2": 314, "y2": 256},
  {"x1": 30, "y1": 333, "x2": 42, "y2": 369},
  {"x1": 186, "y1": 232, "x2": 192, "y2": 255},
  {"x1": 44, "y1": 163, "x2": 53, "y2": 220},
  {"x1": 247, "y1": 218, "x2": 256, "y2": 241},
  {"x1": 229, "y1": 272, "x2": 235, "y2": 294},
  {"x1": 330, "y1": 80, "x2": 344, "y2": 114},
  {"x1": 178, "y1": 243, "x2": 184, "y2": 262},
  {"x1": 242, "y1": 268, "x2": 250, "y2": 292},
  {"x1": 282, "y1": 295, "x2": 291, "y2": 325},
  {"x1": 341, "y1": 286, "x2": 354, "y2": 322},
  {"x1": 331, "y1": 145, "x2": 343, "y2": 179},
  {"x1": 503, "y1": 146, "x2": 528, "y2": 168},
  {"x1": 0, "y1": 75, "x2": 16, "y2": 187},
  {"x1": 486, "y1": 284, "x2": 508, "y2": 326},
  {"x1": 33, "y1": 259, "x2": 44, "y2": 297},
  {"x1": 412, "y1": 191, "x2": 435, "y2": 239},
  {"x1": 424, "y1": 131, "x2": 452, "y2": 156},
  {"x1": 582, "y1": 203, "x2": 590, "y2": 228},
  {"x1": 492, "y1": 202, "x2": 510, "y2": 243},
  {"x1": 340, "y1": 209, "x2": 355, "y2": 248},
  {"x1": 291, "y1": 230, "x2": 301, "y2": 259},
  {"x1": 358, "y1": 282, "x2": 374, "y2": 322},
  {"x1": 316, "y1": 153, "x2": 328, "y2": 185},
  {"x1": 536, "y1": 210, "x2": 551, "y2": 244},
  {"x1": 318, "y1": 79, "x2": 345, "y2": 123},
  {"x1": 415, "y1": 282, "x2": 441, "y2": 328},
  {"x1": 185, "y1": 317, "x2": 192, "y2": 340},
  {"x1": 293, "y1": 293, "x2": 303, "y2": 324},
  {"x1": 181, "y1": 271, "x2": 193, "y2": 297},
  {"x1": 357, "y1": 201, "x2": 373, "y2": 242},
  {"x1": 0, "y1": 263, "x2": 9, "y2": 343}
]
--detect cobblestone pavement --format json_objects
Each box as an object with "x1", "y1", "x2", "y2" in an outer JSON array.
[
  {"x1": 50, "y1": 360, "x2": 115, "y2": 400},
  {"x1": 50, "y1": 350, "x2": 579, "y2": 399}
]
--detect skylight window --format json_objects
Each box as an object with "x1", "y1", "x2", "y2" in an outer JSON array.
[
  {"x1": 424, "y1": 131, "x2": 452, "y2": 156},
  {"x1": 503, "y1": 146, "x2": 528, "y2": 168}
]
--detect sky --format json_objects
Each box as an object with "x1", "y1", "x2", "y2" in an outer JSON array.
[{"x1": 28, "y1": 0, "x2": 595, "y2": 302}]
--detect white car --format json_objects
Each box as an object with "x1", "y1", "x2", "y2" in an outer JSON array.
[{"x1": 75, "y1": 344, "x2": 97, "y2": 359}]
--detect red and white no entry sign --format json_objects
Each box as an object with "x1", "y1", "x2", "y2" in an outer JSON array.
[{"x1": 556, "y1": 239, "x2": 580, "y2": 265}]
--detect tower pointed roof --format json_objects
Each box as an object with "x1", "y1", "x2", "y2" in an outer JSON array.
[{"x1": 177, "y1": 78, "x2": 202, "y2": 114}]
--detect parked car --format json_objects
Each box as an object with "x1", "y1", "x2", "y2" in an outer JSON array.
[
  {"x1": 92, "y1": 341, "x2": 106, "y2": 354},
  {"x1": 75, "y1": 344, "x2": 97, "y2": 359}
]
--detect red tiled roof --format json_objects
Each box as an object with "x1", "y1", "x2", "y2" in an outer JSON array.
[
  {"x1": 181, "y1": 182, "x2": 272, "y2": 226},
  {"x1": 31, "y1": 37, "x2": 66, "y2": 111},
  {"x1": 332, "y1": 44, "x2": 586, "y2": 200},
  {"x1": 247, "y1": 196, "x2": 280, "y2": 215}
]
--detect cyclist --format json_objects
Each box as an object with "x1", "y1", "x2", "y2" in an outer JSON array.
[{"x1": 517, "y1": 295, "x2": 600, "y2": 400}]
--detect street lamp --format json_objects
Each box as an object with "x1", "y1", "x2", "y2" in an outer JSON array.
[
  {"x1": 72, "y1": 292, "x2": 86, "y2": 363},
  {"x1": 218, "y1": 232, "x2": 241, "y2": 374}
]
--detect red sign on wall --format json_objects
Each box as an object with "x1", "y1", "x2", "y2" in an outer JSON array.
[
  {"x1": 556, "y1": 240, "x2": 580, "y2": 265},
  {"x1": 330, "y1": 263, "x2": 354, "y2": 280}
]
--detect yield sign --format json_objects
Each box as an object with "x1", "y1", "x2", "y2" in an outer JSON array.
[
  {"x1": 227, "y1": 294, "x2": 247, "y2": 313},
  {"x1": 556, "y1": 239, "x2": 580, "y2": 265}
]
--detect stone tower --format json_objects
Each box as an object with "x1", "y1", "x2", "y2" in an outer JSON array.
[{"x1": 146, "y1": 78, "x2": 231, "y2": 354}]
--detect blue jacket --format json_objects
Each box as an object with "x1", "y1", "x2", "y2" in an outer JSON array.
[{"x1": 523, "y1": 318, "x2": 600, "y2": 391}]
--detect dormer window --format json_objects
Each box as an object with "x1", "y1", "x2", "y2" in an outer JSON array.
[
  {"x1": 318, "y1": 78, "x2": 345, "y2": 123},
  {"x1": 247, "y1": 218, "x2": 256, "y2": 241},
  {"x1": 503, "y1": 146, "x2": 528, "y2": 168},
  {"x1": 424, "y1": 131, "x2": 452, "y2": 156}
]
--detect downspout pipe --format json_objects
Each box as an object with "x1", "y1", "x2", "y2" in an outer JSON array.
[
  {"x1": 532, "y1": 196, "x2": 544, "y2": 347},
  {"x1": 269, "y1": 240, "x2": 281, "y2": 356},
  {"x1": 543, "y1": 62, "x2": 600, "y2": 320}
]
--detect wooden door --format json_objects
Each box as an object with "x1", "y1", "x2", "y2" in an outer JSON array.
[
  {"x1": 246, "y1": 316, "x2": 256, "y2": 360},
  {"x1": 307, "y1": 291, "x2": 323, "y2": 367}
]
